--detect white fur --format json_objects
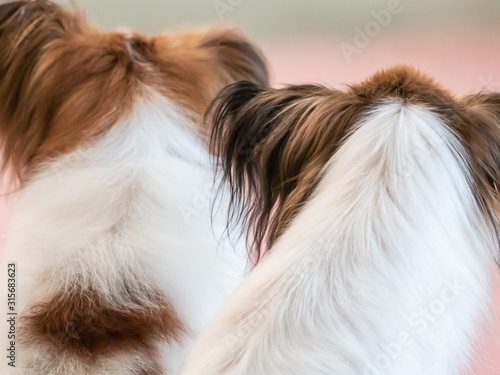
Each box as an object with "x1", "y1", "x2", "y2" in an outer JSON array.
[
  {"x1": 1, "y1": 91, "x2": 247, "y2": 374},
  {"x1": 180, "y1": 101, "x2": 496, "y2": 375}
]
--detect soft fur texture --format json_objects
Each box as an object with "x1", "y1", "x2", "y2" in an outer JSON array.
[
  {"x1": 0, "y1": 1, "x2": 268, "y2": 374},
  {"x1": 180, "y1": 67, "x2": 500, "y2": 374}
]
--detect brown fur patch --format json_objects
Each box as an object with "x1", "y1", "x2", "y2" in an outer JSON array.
[
  {"x1": 458, "y1": 93, "x2": 500, "y2": 241},
  {"x1": 209, "y1": 66, "x2": 500, "y2": 260},
  {"x1": 21, "y1": 284, "x2": 186, "y2": 362},
  {"x1": 0, "y1": 1, "x2": 138, "y2": 181},
  {"x1": 351, "y1": 65, "x2": 455, "y2": 106},
  {"x1": 150, "y1": 28, "x2": 269, "y2": 127},
  {"x1": 0, "y1": 1, "x2": 269, "y2": 182}
]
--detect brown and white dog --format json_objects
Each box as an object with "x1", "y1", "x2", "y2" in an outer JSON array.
[
  {"x1": 180, "y1": 66, "x2": 500, "y2": 374},
  {"x1": 0, "y1": 1, "x2": 268, "y2": 374}
]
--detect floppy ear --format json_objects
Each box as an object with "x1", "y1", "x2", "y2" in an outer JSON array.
[
  {"x1": 0, "y1": 1, "x2": 138, "y2": 182},
  {"x1": 0, "y1": 1, "x2": 87, "y2": 171},
  {"x1": 209, "y1": 81, "x2": 365, "y2": 261},
  {"x1": 150, "y1": 28, "x2": 269, "y2": 136},
  {"x1": 200, "y1": 29, "x2": 269, "y2": 88},
  {"x1": 459, "y1": 93, "x2": 500, "y2": 229}
]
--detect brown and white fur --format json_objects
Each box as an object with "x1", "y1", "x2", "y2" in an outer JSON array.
[
  {"x1": 0, "y1": 1, "x2": 268, "y2": 374},
  {"x1": 180, "y1": 67, "x2": 500, "y2": 374}
]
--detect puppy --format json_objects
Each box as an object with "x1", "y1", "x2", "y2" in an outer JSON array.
[
  {"x1": 180, "y1": 66, "x2": 500, "y2": 374},
  {"x1": 0, "y1": 1, "x2": 268, "y2": 374}
]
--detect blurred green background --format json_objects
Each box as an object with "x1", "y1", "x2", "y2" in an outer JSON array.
[
  {"x1": 58, "y1": 0, "x2": 499, "y2": 37},
  {"x1": 55, "y1": 0, "x2": 499, "y2": 96}
]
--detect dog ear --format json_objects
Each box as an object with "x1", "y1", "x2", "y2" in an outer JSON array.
[
  {"x1": 149, "y1": 28, "x2": 269, "y2": 136},
  {"x1": 459, "y1": 93, "x2": 500, "y2": 230},
  {"x1": 209, "y1": 81, "x2": 364, "y2": 261},
  {"x1": 200, "y1": 28, "x2": 269, "y2": 88},
  {"x1": 0, "y1": 1, "x2": 139, "y2": 182},
  {"x1": 0, "y1": 1, "x2": 83, "y2": 177}
]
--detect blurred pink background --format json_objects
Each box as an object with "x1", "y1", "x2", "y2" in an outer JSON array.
[{"x1": 1, "y1": 0, "x2": 499, "y2": 373}]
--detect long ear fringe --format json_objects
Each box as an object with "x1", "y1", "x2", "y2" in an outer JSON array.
[
  {"x1": 0, "y1": 0, "x2": 84, "y2": 182},
  {"x1": 459, "y1": 93, "x2": 500, "y2": 205},
  {"x1": 208, "y1": 81, "x2": 273, "y2": 263},
  {"x1": 208, "y1": 82, "x2": 361, "y2": 262},
  {"x1": 0, "y1": 1, "x2": 140, "y2": 185},
  {"x1": 459, "y1": 93, "x2": 500, "y2": 263},
  {"x1": 200, "y1": 29, "x2": 269, "y2": 88}
]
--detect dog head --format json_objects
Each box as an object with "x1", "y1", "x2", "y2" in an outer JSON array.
[
  {"x1": 209, "y1": 66, "x2": 500, "y2": 261},
  {"x1": 0, "y1": 0, "x2": 268, "y2": 181}
]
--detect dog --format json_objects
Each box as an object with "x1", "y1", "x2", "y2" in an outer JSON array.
[
  {"x1": 180, "y1": 66, "x2": 500, "y2": 374},
  {"x1": 0, "y1": 1, "x2": 268, "y2": 374}
]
